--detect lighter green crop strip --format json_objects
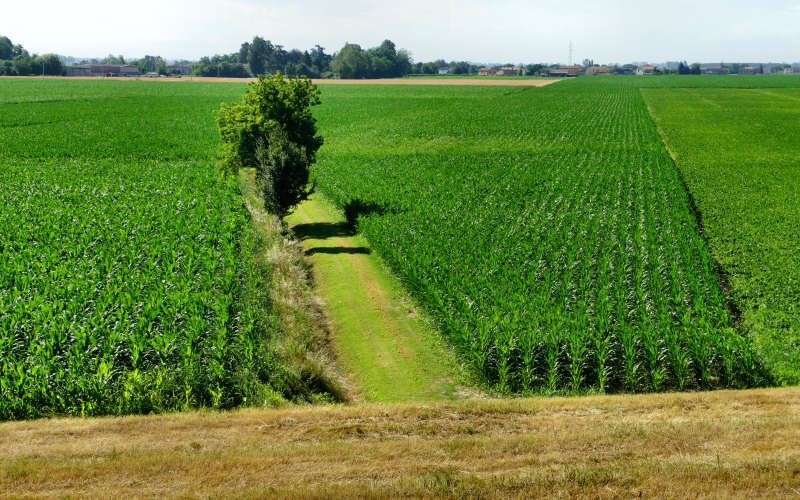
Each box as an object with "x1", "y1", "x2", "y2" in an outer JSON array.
[{"x1": 643, "y1": 86, "x2": 800, "y2": 384}]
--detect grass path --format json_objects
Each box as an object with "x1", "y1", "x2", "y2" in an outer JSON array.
[{"x1": 284, "y1": 193, "x2": 465, "y2": 402}]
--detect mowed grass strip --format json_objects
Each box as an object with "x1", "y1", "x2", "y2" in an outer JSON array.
[
  {"x1": 643, "y1": 88, "x2": 800, "y2": 384},
  {"x1": 284, "y1": 190, "x2": 465, "y2": 402},
  {"x1": 1, "y1": 388, "x2": 798, "y2": 498}
]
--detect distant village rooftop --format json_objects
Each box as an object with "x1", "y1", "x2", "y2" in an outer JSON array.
[{"x1": 63, "y1": 64, "x2": 140, "y2": 77}]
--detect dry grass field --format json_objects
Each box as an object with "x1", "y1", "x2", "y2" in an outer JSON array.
[{"x1": 2, "y1": 388, "x2": 798, "y2": 498}]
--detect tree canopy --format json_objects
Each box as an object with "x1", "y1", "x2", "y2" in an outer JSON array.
[
  {"x1": 0, "y1": 36, "x2": 12, "y2": 60},
  {"x1": 216, "y1": 72, "x2": 323, "y2": 175},
  {"x1": 330, "y1": 40, "x2": 411, "y2": 78},
  {"x1": 217, "y1": 73, "x2": 323, "y2": 218},
  {"x1": 0, "y1": 35, "x2": 62, "y2": 76}
]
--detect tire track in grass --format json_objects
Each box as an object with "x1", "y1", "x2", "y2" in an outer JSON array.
[{"x1": 285, "y1": 193, "x2": 467, "y2": 402}]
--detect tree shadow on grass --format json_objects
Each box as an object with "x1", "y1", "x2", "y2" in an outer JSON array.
[
  {"x1": 291, "y1": 221, "x2": 371, "y2": 256},
  {"x1": 305, "y1": 247, "x2": 371, "y2": 256},
  {"x1": 292, "y1": 221, "x2": 354, "y2": 241},
  {"x1": 291, "y1": 197, "x2": 396, "y2": 258}
]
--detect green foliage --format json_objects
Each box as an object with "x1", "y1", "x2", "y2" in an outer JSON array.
[
  {"x1": 193, "y1": 60, "x2": 251, "y2": 78},
  {"x1": 101, "y1": 54, "x2": 126, "y2": 65},
  {"x1": 247, "y1": 36, "x2": 269, "y2": 75},
  {"x1": 235, "y1": 37, "x2": 331, "y2": 78},
  {"x1": 0, "y1": 75, "x2": 795, "y2": 419},
  {"x1": 331, "y1": 40, "x2": 412, "y2": 79},
  {"x1": 216, "y1": 72, "x2": 323, "y2": 177},
  {"x1": 255, "y1": 129, "x2": 314, "y2": 219},
  {"x1": 33, "y1": 54, "x2": 63, "y2": 75},
  {"x1": 0, "y1": 36, "x2": 59, "y2": 76},
  {"x1": 310, "y1": 80, "x2": 779, "y2": 393},
  {"x1": 0, "y1": 79, "x2": 246, "y2": 160},
  {"x1": 331, "y1": 43, "x2": 370, "y2": 78},
  {"x1": 133, "y1": 55, "x2": 166, "y2": 75},
  {"x1": 0, "y1": 36, "x2": 12, "y2": 60}
]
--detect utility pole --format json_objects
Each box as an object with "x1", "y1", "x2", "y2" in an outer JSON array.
[
  {"x1": 569, "y1": 41, "x2": 573, "y2": 66},
  {"x1": 42, "y1": 60, "x2": 45, "y2": 81}
]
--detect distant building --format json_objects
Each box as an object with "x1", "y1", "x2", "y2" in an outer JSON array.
[
  {"x1": 63, "y1": 64, "x2": 140, "y2": 77},
  {"x1": 740, "y1": 66, "x2": 758, "y2": 75},
  {"x1": 542, "y1": 65, "x2": 583, "y2": 77},
  {"x1": 704, "y1": 65, "x2": 729, "y2": 75},
  {"x1": 762, "y1": 65, "x2": 774, "y2": 74},
  {"x1": 635, "y1": 64, "x2": 656, "y2": 75},
  {"x1": 496, "y1": 66, "x2": 521, "y2": 76},
  {"x1": 476, "y1": 66, "x2": 522, "y2": 76},
  {"x1": 586, "y1": 65, "x2": 613, "y2": 75}
]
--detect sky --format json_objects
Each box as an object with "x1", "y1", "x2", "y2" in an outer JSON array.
[{"x1": 3, "y1": 0, "x2": 800, "y2": 64}]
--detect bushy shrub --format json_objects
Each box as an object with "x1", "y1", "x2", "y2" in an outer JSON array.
[{"x1": 216, "y1": 72, "x2": 323, "y2": 176}]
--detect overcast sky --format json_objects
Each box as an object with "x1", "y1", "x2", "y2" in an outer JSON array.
[{"x1": 3, "y1": 0, "x2": 800, "y2": 63}]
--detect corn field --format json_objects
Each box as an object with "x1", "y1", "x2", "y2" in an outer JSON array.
[
  {"x1": 0, "y1": 79, "x2": 313, "y2": 420},
  {"x1": 313, "y1": 81, "x2": 769, "y2": 392}
]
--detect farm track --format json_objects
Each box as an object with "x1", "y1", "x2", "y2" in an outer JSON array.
[
  {"x1": 284, "y1": 193, "x2": 466, "y2": 402},
  {"x1": 1, "y1": 387, "x2": 798, "y2": 498}
]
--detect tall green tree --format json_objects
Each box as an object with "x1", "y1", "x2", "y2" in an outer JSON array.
[
  {"x1": 254, "y1": 128, "x2": 314, "y2": 219},
  {"x1": 330, "y1": 43, "x2": 370, "y2": 78},
  {"x1": 238, "y1": 42, "x2": 250, "y2": 63},
  {"x1": 216, "y1": 72, "x2": 323, "y2": 175},
  {"x1": 0, "y1": 36, "x2": 12, "y2": 60},
  {"x1": 33, "y1": 54, "x2": 63, "y2": 75},
  {"x1": 248, "y1": 36, "x2": 269, "y2": 75},
  {"x1": 135, "y1": 55, "x2": 165, "y2": 73},
  {"x1": 217, "y1": 73, "x2": 323, "y2": 218}
]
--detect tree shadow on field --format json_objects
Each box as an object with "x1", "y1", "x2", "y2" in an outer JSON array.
[
  {"x1": 291, "y1": 221, "x2": 368, "y2": 256},
  {"x1": 343, "y1": 198, "x2": 392, "y2": 230},
  {"x1": 290, "y1": 197, "x2": 397, "y2": 258},
  {"x1": 293, "y1": 222, "x2": 355, "y2": 241},
  {"x1": 306, "y1": 247, "x2": 371, "y2": 256}
]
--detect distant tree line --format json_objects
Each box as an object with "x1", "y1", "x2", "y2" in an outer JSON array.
[
  {"x1": 194, "y1": 38, "x2": 412, "y2": 79},
  {"x1": 193, "y1": 39, "x2": 332, "y2": 78},
  {"x1": 0, "y1": 35, "x2": 62, "y2": 76},
  {"x1": 4, "y1": 33, "x2": 796, "y2": 79},
  {"x1": 329, "y1": 40, "x2": 411, "y2": 78}
]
